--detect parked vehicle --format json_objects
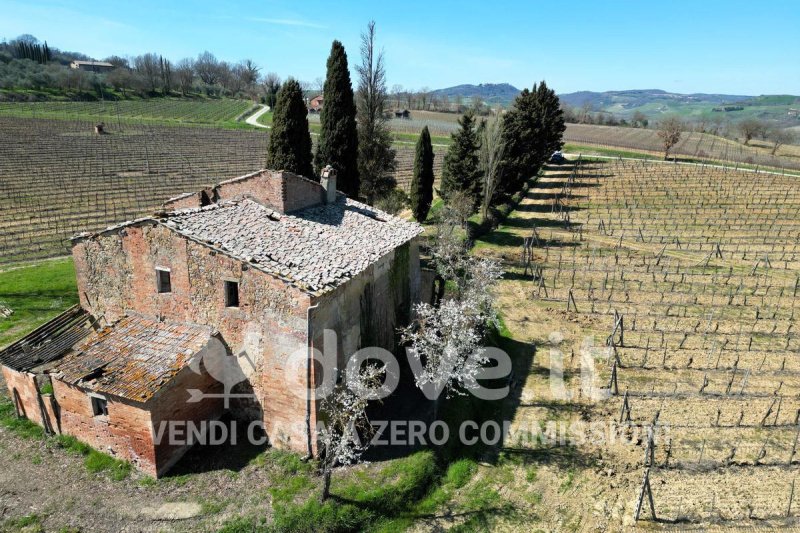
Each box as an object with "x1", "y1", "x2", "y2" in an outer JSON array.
[{"x1": 550, "y1": 151, "x2": 567, "y2": 164}]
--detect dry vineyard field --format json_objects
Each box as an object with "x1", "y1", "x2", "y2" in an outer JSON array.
[
  {"x1": 478, "y1": 158, "x2": 800, "y2": 529},
  {"x1": 565, "y1": 123, "x2": 800, "y2": 172},
  {"x1": 0, "y1": 116, "x2": 442, "y2": 264}
]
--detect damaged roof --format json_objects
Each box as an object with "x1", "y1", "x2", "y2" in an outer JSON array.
[
  {"x1": 160, "y1": 196, "x2": 422, "y2": 293},
  {"x1": 54, "y1": 313, "x2": 212, "y2": 402},
  {"x1": 0, "y1": 305, "x2": 94, "y2": 373}
]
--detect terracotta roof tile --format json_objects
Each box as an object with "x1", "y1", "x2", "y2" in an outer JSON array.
[{"x1": 54, "y1": 314, "x2": 212, "y2": 402}]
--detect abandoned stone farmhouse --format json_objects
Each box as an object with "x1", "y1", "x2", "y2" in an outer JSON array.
[{"x1": 0, "y1": 168, "x2": 424, "y2": 477}]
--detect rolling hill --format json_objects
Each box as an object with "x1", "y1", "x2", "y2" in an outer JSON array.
[{"x1": 430, "y1": 83, "x2": 520, "y2": 105}]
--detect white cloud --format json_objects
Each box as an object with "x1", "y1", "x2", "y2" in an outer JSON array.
[{"x1": 247, "y1": 17, "x2": 326, "y2": 29}]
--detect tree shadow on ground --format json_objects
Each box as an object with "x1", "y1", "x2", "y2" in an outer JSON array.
[{"x1": 511, "y1": 202, "x2": 585, "y2": 214}]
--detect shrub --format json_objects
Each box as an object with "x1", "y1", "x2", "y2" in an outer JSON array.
[{"x1": 374, "y1": 189, "x2": 409, "y2": 215}]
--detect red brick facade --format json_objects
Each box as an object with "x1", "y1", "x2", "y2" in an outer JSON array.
[
  {"x1": 71, "y1": 224, "x2": 315, "y2": 457},
  {"x1": 1, "y1": 366, "x2": 51, "y2": 428},
  {"x1": 51, "y1": 362, "x2": 225, "y2": 477},
  {"x1": 161, "y1": 171, "x2": 325, "y2": 214}
]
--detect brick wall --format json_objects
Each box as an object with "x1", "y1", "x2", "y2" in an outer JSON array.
[
  {"x1": 147, "y1": 360, "x2": 225, "y2": 476},
  {"x1": 215, "y1": 170, "x2": 324, "y2": 213},
  {"x1": 162, "y1": 191, "x2": 203, "y2": 211},
  {"x1": 216, "y1": 170, "x2": 282, "y2": 210},
  {"x1": 282, "y1": 173, "x2": 325, "y2": 212},
  {"x1": 2, "y1": 366, "x2": 44, "y2": 425},
  {"x1": 72, "y1": 224, "x2": 314, "y2": 456},
  {"x1": 53, "y1": 379, "x2": 158, "y2": 476}
]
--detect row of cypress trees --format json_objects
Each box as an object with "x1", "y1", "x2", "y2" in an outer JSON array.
[
  {"x1": 14, "y1": 41, "x2": 51, "y2": 64},
  {"x1": 266, "y1": 36, "x2": 390, "y2": 203},
  {"x1": 266, "y1": 48, "x2": 565, "y2": 222},
  {"x1": 408, "y1": 81, "x2": 565, "y2": 221}
]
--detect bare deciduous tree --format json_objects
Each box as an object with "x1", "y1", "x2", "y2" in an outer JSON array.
[
  {"x1": 174, "y1": 58, "x2": 194, "y2": 96},
  {"x1": 133, "y1": 53, "x2": 160, "y2": 93},
  {"x1": 356, "y1": 20, "x2": 396, "y2": 204},
  {"x1": 195, "y1": 51, "x2": 221, "y2": 85},
  {"x1": 657, "y1": 116, "x2": 683, "y2": 160},
  {"x1": 631, "y1": 111, "x2": 648, "y2": 128},
  {"x1": 767, "y1": 127, "x2": 794, "y2": 155},
  {"x1": 737, "y1": 118, "x2": 766, "y2": 146},
  {"x1": 238, "y1": 59, "x2": 260, "y2": 88},
  {"x1": 261, "y1": 72, "x2": 281, "y2": 108},
  {"x1": 479, "y1": 116, "x2": 507, "y2": 220}
]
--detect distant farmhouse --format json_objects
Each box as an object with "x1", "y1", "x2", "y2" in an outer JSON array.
[
  {"x1": 69, "y1": 60, "x2": 115, "y2": 73},
  {"x1": 789, "y1": 109, "x2": 799, "y2": 117},
  {"x1": 0, "y1": 168, "x2": 424, "y2": 477},
  {"x1": 394, "y1": 109, "x2": 411, "y2": 119},
  {"x1": 309, "y1": 95, "x2": 324, "y2": 113}
]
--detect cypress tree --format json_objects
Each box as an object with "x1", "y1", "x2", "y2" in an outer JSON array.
[
  {"x1": 440, "y1": 111, "x2": 481, "y2": 208},
  {"x1": 316, "y1": 41, "x2": 359, "y2": 198},
  {"x1": 266, "y1": 78, "x2": 314, "y2": 178},
  {"x1": 410, "y1": 126, "x2": 435, "y2": 222},
  {"x1": 500, "y1": 80, "x2": 565, "y2": 195}
]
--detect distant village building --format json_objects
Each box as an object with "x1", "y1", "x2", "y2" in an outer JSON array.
[
  {"x1": 0, "y1": 168, "x2": 424, "y2": 477},
  {"x1": 309, "y1": 95, "x2": 324, "y2": 113},
  {"x1": 69, "y1": 60, "x2": 115, "y2": 73},
  {"x1": 788, "y1": 109, "x2": 799, "y2": 117},
  {"x1": 394, "y1": 109, "x2": 411, "y2": 119}
]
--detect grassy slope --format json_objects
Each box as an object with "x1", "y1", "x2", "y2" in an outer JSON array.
[
  {"x1": 0, "y1": 97, "x2": 256, "y2": 129},
  {"x1": 0, "y1": 258, "x2": 78, "y2": 348}
]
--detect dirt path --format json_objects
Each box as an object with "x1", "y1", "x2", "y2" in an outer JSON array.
[{"x1": 245, "y1": 105, "x2": 270, "y2": 129}]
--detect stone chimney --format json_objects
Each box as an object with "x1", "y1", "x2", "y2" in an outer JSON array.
[{"x1": 320, "y1": 165, "x2": 338, "y2": 205}]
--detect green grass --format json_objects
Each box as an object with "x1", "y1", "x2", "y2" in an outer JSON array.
[
  {"x1": 51, "y1": 433, "x2": 132, "y2": 480},
  {"x1": 255, "y1": 110, "x2": 273, "y2": 126},
  {"x1": 0, "y1": 258, "x2": 78, "y2": 349},
  {"x1": 563, "y1": 143, "x2": 663, "y2": 160},
  {"x1": 0, "y1": 97, "x2": 254, "y2": 127},
  {"x1": 0, "y1": 396, "x2": 45, "y2": 439},
  {"x1": 2, "y1": 513, "x2": 44, "y2": 532},
  {"x1": 221, "y1": 439, "x2": 483, "y2": 532}
]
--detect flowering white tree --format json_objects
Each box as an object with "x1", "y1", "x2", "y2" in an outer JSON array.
[
  {"x1": 402, "y1": 255, "x2": 503, "y2": 417},
  {"x1": 318, "y1": 364, "x2": 385, "y2": 501}
]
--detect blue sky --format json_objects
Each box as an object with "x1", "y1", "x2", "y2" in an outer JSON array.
[{"x1": 2, "y1": 0, "x2": 799, "y2": 95}]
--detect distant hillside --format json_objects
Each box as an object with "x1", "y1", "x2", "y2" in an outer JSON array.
[
  {"x1": 431, "y1": 83, "x2": 520, "y2": 105},
  {"x1": 558, "y1": 89, "x2": 752, "y2": 110},
  {"x1": 557, "y1": 89, "x2": 800, "y2": 124}
]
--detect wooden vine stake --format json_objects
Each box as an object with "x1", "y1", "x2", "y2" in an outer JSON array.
[
  {"x1": 567, "y1": 289, "x2": 578, "y2": 312},
  {"x1": 619, "y1": 389, "x2": 632, "y2": 424},
  {"x1": 634, "y1": 468, "x2": 657, "y2": 522}
]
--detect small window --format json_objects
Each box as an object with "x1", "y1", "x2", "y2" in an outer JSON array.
[
  {"x1": 156, "y1": 268, "x2": 171, "y2": 293},
  {"x1": 91, "y1": 396, "x2": 108, "y2": 417},
  {"x1": 225, "y1": 280, "x2": 240, "y2": 308}
]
